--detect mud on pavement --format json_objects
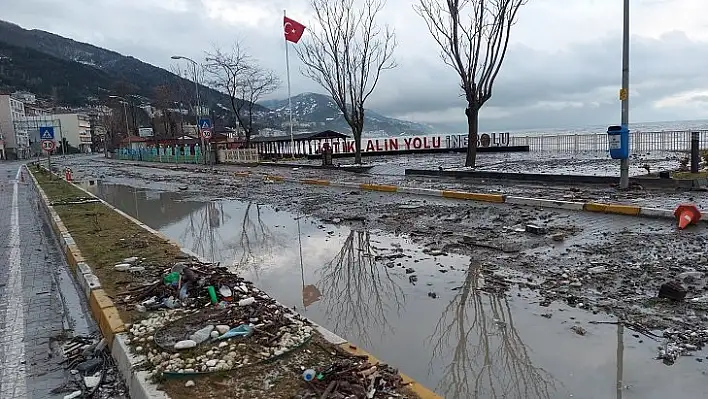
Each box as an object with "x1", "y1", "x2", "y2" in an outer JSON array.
[{"x1": 54, "y1": 155, "x2": 708, "y2": 397}]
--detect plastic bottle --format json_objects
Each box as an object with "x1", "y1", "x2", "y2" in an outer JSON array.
[
  {"x1": 207, "y1": 286, "x2": 218, "y2": 304},
  {"x1": 302, "y1": 369, "x2": 316, "y2": 382}
]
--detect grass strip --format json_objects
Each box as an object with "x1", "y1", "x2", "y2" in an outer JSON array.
[{"x1": 32, "y1": 165, "x2": 182, "y2": 323}]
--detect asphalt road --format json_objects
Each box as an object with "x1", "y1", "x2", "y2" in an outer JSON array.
[{"x1": 0, "y1": 161, "x2": 97, "y2": 399}]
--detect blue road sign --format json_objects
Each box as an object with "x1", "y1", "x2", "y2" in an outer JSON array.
[
  {"x1": 39, "y1": 126, "x2": 55, "y2": 140},
  {"x1": 198, "y1": 118, "x2": 212, "y2": 130}
]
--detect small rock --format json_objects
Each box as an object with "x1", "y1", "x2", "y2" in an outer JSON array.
[
  {"x1": 588, "y1": 266, "x2": 607, "y2": 274},
  {"x1": 427, "y1": 292, "x2": 437, "y2": 299},
  {"x1": 174, "y1": 340, "x2": 197, "y2": 350},
  {"x1": 405, "y1": 268, "x2": 415, "y2": 274},
  {"x1": 332, "y1": 218, "x2": 342, "y2": 224},
  {"x1": 206, "y1": 359, "x2": 218, "y2": 367},
  {"x1": 185, "y1": 380, "x2": 195, "y2": 387},
  {"x1": 210, "y1": 331, "x2": 219, "y2": 339},
  {"x1": 129, "y1": 266, "x2": 145, "y2": 273},
  {"x1": 123, "y1": 256, "x2": 139, "y2": 263},
  {"x1": 114, "y1": 263, "x2": 131, "y2": 272},
  {"x1": 658, "y1": 281, "x2": 687, "y2": 301},
  {"x1": 551, "y1": 233, "x2": 565, "y2": 242},
  {"x1": 216, "y1": 325, "x2": 230, "y2": 335}
]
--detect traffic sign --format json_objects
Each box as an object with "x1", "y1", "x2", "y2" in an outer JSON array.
[
  {"x1": 198, "y1": 118, "x2": 212, "y2": 130},
  {"x1": 41, "y1": 140, "x2": 56, "y2": 152},
  {"x1": 201, "y1": 129, "x2": 212, "y2": 139},
  {"x1": 39, "y1": 126, "x2": 55, "y2": 140}
]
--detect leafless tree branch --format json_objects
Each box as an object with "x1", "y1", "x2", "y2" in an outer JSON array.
[
  {"x1": 204, "y1": 44, "x2": 280, "y2": 146},
  {"x1": 414, "y1": 0, "x2": 528, "y2": 167},
  {"x1": 296, "y1": 0, "x2": 396, "y2": 164}
]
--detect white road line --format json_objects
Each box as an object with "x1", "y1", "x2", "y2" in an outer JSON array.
[{"x1": 0, "y1": 166, "x2": 27, "y2": 398}]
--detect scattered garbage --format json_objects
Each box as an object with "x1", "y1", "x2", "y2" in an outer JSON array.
[
  {"x1": 525, "y1": 224, "x2": 547, "y2": 235},
  {"x1": 295, "y1": 356, "x2": 413, "y2": 398},
  {"x1": 302, "y1": 368, "x2": 316, "y2": 381},
  {"x1": 658, "y1": 281, "x2": 687, "y2": 301},
  {"x1": 50, "y1": 336, "x2": 127, "y2": 399}
]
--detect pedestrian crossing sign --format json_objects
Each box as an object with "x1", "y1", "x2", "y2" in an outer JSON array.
[{"x1": 39, "y1": 126, "x2": 55, "y2": 140}]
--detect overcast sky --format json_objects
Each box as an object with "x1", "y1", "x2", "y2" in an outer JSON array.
[{"x1": 3, "y1": 0, "x2": 708, "y2": 131}]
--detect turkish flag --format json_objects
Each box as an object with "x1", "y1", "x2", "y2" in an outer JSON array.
[{"x1": 284, "y1": 16, "x2": 306, "y2": 43}]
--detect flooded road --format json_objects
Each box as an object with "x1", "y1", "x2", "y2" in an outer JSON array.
[{"x1": 85, "y1": 181, "x2": 708, "y2": 399}]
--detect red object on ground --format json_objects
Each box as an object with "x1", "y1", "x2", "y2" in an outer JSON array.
[
  {"x1": 64, "y1": 168, "x2": 73, "y2": 182},
  {"x1": 284, "y1": 16, "x2": 306, "y2": 43},
  {"x1": 674, "y1": 204, "x2": 702, "y2": 229}
]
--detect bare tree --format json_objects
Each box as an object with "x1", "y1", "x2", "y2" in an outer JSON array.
[
  {"x1": 296, "y1": 0, "x2": 396, "y2": 164},
  {"x1": 204, "y1": 45, "x2": 280, "y2": 146},
  {"x1": 415, "y1": 0, "x2": 528, "y2": 167}
]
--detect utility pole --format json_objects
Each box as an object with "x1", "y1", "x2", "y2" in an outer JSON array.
[
  {"x1": 619, "y1": 0, "x2": 630, "y2": 189},
  {"x1": 171, "y1": 55, "x2": 206, "y2": 165}
]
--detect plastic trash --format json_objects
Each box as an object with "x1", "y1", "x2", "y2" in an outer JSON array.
[
  {"x1": 189, "y1": 325, "x2": 214, "y2": 344},
  {"x1": 216, "y1": 324, "x2": 253, "y2": 340},
  {"x1": 163, "y1": 272, "x2": 180, "y2": 285},
  {"x1": 238, "y1": 297, "x2": 256, "y2": 306},
  {"x1": 207, "y1": 286, "x2": 218, "y2": 304},
  {"x1": 162, "y1": 297, "x2": 178, "y2": 309},
  {"x1": 302, "y1": 369, "x2": 316, "y2": 382},
  {"x1": 219, "y1": 285, "x2": 233, "y2": 300},
  {"x1": 179, "y1": 283, "x2": 189, "y2": 300}
]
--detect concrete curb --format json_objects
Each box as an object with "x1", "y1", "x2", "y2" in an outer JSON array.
[
  {"x1": 246, "y1": 172, "x2": 699, "y2": 223},
  {"x1": 28, "y1": 165, "x2": 441, "y2": 399}
]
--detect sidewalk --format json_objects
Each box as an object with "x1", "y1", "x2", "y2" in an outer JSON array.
[{"x1": 0, "y1": 162, "x2": 96, "y2": 399}]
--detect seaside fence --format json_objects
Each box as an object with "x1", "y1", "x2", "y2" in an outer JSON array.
[{"x1": 509, "y1": 130, "x2": 708, "y2": 153}]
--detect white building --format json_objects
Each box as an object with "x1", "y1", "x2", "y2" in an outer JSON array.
[
  {"x1": 54, "y1": 113, "x2": 93, "y2": 153},
  {"x1": 0, "y1": 94, "x2": 30, "y2": 159}
]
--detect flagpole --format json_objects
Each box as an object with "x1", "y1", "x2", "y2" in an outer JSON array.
[{"x1": 284, "y1": 9, "x2": 295, "y2": 159}]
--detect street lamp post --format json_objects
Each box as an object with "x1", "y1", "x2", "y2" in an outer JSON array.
[
  {"x1": 171, "y1": 55, "x2": 207, "y2": 165},
  {"x1": 619, "y1": 0, "x2": 630, "y2": 189}
]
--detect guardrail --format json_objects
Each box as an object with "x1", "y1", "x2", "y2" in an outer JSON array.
[{"x1": 508, "y1": 130, "x2": 708, "y2": 153}]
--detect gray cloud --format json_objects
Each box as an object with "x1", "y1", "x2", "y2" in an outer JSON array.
[{"x1": 2, "y1": 0, "x2": 708, "y2": 132}]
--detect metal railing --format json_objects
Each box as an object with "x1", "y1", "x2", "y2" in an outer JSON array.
[{"x1": 508, "y1": 130, "x2": 708, "y2": 153}]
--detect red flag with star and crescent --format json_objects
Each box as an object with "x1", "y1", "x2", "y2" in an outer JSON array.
[{"x1": 284, "y1": 16, "x2": 306, "y2": 43}]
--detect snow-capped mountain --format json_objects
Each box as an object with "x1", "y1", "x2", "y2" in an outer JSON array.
[{"x1": 259, "y1": 92, "x2": 434, "y2": 137}]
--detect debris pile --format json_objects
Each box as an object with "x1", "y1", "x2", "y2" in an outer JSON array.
[
  {"x1": 296, "y1": 355, "x2": 413, "y2": 399},
  {"x1": 120, "y1": 258, "x2": 314, "y2": 377},
  {"x1": 51, "y1": 336, "x2": 127, "y2": 399}
]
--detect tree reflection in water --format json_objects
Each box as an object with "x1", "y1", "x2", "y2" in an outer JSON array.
[
  {"x1": 230, "y1": 202, "x2": 277, "y2": 275},
  {"x1": 318, "y1": 230, "x2": 405, "y2": 347},
  {"x1": 179, "y1": 201, "x2": 277, "y2": 273},
  {"x1": 429, "y1": 261, "x2": 556, "y2": 399}
]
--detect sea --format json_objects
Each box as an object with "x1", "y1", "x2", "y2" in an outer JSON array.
[{"x1": 498, "y1": 119, "x2": 708, "y2": 137}]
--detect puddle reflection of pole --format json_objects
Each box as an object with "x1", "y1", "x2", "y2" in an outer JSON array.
[
  {"x1": 297, "y1": 215, "x2": 306, "y2": 308},
  {"x1": 616, "y1": 321, "x2": 625, "y2": 399},
  {"x1": 133, "y1": 187, "x2": 139, "y2": 219}
]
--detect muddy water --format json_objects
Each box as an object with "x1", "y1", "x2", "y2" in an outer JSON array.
[{"x1": 86, "y1": 182, "x2": 707, "y2": 399}]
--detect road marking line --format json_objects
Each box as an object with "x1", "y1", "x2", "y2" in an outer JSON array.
[{"x1": 1, "y1": 167, "x2": 27, "y2": 398}]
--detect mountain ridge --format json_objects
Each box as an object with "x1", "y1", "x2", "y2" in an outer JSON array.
[
  {"x1": 0, "y1": 19, "x2": 434, "y2": 136},
  {"x1": 260, "y1": 92, "x2": 435, "y2": 136}
]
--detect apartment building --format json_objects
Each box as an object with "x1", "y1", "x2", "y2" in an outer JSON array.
[
  {"x1": 0, "y1": 94, "x2": 30, "y2": 159},
  {"x1": 54, "y1": 113, "x2": 93, "y2": 153}
]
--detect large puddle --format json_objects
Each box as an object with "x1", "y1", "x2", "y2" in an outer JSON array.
[{"x1": 86, "y1": 182, "x2": 707, "y2": 399}]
